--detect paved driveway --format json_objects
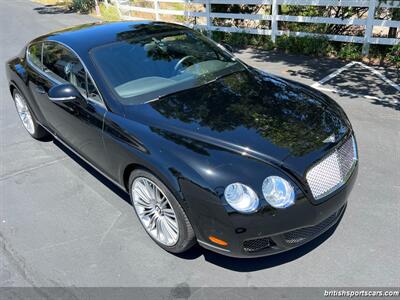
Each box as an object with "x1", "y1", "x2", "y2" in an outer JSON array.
[{"x1": 1, "y1": 0, "x2": 399, "y2": 289}]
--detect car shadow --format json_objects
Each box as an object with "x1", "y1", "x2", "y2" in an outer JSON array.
[
  {"x1": 52, "y1": 137, "x2": 344, "y2": 271},
  {"x1": 175, "y1": 215, "x2": 343, "y2": 271},
  {"x1": 53, "y1": 139, "x2": 131, "y2": 204}
]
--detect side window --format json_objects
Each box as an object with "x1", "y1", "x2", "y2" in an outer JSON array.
[
  {"x1": 42, "y1": 42, "x2": 102, "y2": 104},
  {"x1": 27, "y1": 43, "x2": 44, "y2": 70},
  {"x1": 42, "y1": 42, "x2": 86, "y2": 96}
]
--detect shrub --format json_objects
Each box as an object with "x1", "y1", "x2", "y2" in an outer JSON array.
[
  {"x1": 337, "y1": 43, "x2": 362, "y2": 60},
  {"x1": 386, "y1": 44, "x2": 400, "y2": 72},
  {"x1": 210, "y1": 29, "x2": 392, "y2": 62},
  {"x1": 69, "y1": 0, "x2": 95, "y2": 14},
  {"x1": 225, "y1": 32, "x2": 251, "y2": 47},
  {"x1": 260, "y1": 37, "x2": 275, "y2": 51},
  {"x1": 99, "y1": 3, "x2": 120, "y2": 21},
  {"x1": 212, "y1": 31, "x2": 254, "y2": 48},
  {"x1": 369, "y1": 44, "x2": 391, "y2": 61},
  {"x1": 276, "y1": 35, "x2": 330, "y2": 56}
]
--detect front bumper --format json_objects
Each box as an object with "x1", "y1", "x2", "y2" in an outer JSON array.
[{"x1": 195, "y1": 163, "x2": 358, "y2": 258}]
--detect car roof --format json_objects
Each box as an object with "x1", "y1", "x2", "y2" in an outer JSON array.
[{"x1": 31, "y1": 21, "x2": 189, "y2": 56}]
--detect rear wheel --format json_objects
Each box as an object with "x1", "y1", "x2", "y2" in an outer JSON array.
[
  {"x1": 129, "y1": 169, "x2": 196, "y2": 253},
  {"x1": 13, "y1": 89, "x2": 49, "y2": 140}
]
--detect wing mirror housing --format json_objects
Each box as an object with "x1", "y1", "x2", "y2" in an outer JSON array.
[{"x1": 48, "y1": 84, "x2": 85, "y2": 105}]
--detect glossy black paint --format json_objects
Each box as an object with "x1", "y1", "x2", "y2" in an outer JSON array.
[
  {"x1": 5, "y1": 21, "x2": 358, "y2": 257},
  {"x1": 48, "y1": 83, "x2": 82, "y2": 101}
]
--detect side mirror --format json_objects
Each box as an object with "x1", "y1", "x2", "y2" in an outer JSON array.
[
  {"x1": 48, "y1": 83, "x2": 84, "y2": 104},
  {"x1": 221, "y1": 42, "x2": 234, "y2": 53}
]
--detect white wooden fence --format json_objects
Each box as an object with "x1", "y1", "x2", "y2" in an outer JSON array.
[{"x1": 116, "y1": 0, "x2": 400, "y2": 54}]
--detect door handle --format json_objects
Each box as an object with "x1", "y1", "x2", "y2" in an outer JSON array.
[{"x1": 35, "y1": 86, "x2": 46, "y2": 94}]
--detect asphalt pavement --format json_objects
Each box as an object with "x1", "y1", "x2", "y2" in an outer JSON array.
[{"x1": 1, "y1": 0, "x2": 399, "y2": 290}]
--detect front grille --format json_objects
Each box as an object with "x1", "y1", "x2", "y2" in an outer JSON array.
[
  {"x1": 284, "y1": 209, "x2": 342, "y2": 244},
  {"x1": 306, "y1": 136, "x2": 357, "y2": 200},
  {"x1": 243, "y1": 237, "x2": 274, "y2": 253}
]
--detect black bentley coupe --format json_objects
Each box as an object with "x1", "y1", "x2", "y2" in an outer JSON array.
[{"x1": 6, "y1": 21, "x2": 358, "y2": 257}]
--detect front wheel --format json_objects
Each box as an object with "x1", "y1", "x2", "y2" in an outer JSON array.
[
  {"x1": 129, "y1": 169, "x2": 196, "y2": 253},
  {"x1": 13, "y1": 89, "x2": 49, "y2": 140}
]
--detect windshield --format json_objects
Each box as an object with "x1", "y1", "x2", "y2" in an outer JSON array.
[{"x1": 90, "y1": 28, "x2": 245, "y2": 104}]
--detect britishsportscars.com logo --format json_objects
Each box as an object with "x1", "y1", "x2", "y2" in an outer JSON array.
[{"x1": 324, "y1": 289, "x2": 399, "y2": 298}]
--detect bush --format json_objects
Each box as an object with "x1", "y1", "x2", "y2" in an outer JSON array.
[
  {"x1": 212, "y1": 31, "x2": 254, "y2": 48},
  {"x1": 212, "y1": 32, "x2": 332, "y2": 56},
  {"x1": 276, "y1": 35, "x2": 330, "y2": 56},
  {"x1": 212, "y1": 31, "x2": 275, "y2": 51},
  {"x1": 224, "y1": 32, "x2": 251, "y2": 48},
  {"x1": 337, "y1": 43, "x2": 362, "y2": 60},
  {"x1": 99, "y1": 3, "x2": 120, "y2": 21},
  {"x1": 260, "y1": 37, "x2": 275, "y2": 51},
  {"x1": 369, "y1": 44, "x2": 391, "y2": 61},
  {"x1": 386, "y1": 44, "x2": 400, "y2": 71},
  {"x1": 69, "y1": 0, "x2": 95, "y2": 14},
  {"x1": 210, "y1": 30, "x2": 393, "y2": 62}
]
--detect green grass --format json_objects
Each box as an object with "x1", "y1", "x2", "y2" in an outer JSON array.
[{"x1": 99, "y1": 3, "x2": 120, "y2": 21}]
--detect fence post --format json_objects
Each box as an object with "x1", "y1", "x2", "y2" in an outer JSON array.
[
  {"x1": 271, "y1": 0, "x2": 278, "y2": 43},
  {"x1": 155, "y1": 0, "x2": 160, "y2": 21},
  {"x1": 205, "y1": 0, "x2": 212, "y2": 37},
  {"x1": 362, "y1": 0, "x2": 376, "y2": 56}
]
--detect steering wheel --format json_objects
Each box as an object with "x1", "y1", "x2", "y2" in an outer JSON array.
[{"x1": 174, "y1": 55, "x2": 196, "y2": 71}]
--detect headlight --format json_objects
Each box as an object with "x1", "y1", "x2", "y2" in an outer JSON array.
[
  {"x1": 224, "y1": 183, "x2": 259, "y2": 213},
  {"x1": 262, "y1": 176, "x2": 295, "y2": 208}
]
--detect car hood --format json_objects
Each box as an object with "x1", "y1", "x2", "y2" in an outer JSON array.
[{"x1": 124, "y1": 70, "x2": 351, "y2": 176}]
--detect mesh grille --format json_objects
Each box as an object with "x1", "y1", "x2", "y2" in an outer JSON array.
[
  {"x1": 243, "y1": 237, "x2": 274, "y2": 253},
  {"x1": 284, "y1": 209, "x2": 341, "y2": 244},
  {"x1": 306, "y1": 136, "x2": 357, "y2": 200}
]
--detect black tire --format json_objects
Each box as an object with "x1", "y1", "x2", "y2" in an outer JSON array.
[
  {"x1": 12, "y1": 88, "x2": 50, "y2": 140},
  {"x1": 129, "y1": 169, "x2": 196, "y2": 253}
]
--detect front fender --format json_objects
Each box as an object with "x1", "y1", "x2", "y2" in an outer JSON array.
[
  {"x1": 102, "y1": 113, "x2": 304, "y2": 241},
  {"x1": 6, "y1": 54, "x2": 47, "y2": 125}
]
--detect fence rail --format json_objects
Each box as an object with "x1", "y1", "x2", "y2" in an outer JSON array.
[{"x1": 116, "y1": 0, "x2": 400, "y2": 53}]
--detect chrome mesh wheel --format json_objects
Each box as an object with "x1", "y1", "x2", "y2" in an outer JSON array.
[
  {"x1": 132, "y1": 177, "x2": 179, "y2": 246},
  {"x1": 14, "y1": 92, "x2": 35, "y2": 135}
]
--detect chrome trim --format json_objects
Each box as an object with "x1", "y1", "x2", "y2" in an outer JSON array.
[
  {"x1": 26, "y1": 41, "x2": 107, "y2": 109},
  {"x1": 49, "y1": 96, "x2": 76, "y2": 102}
]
